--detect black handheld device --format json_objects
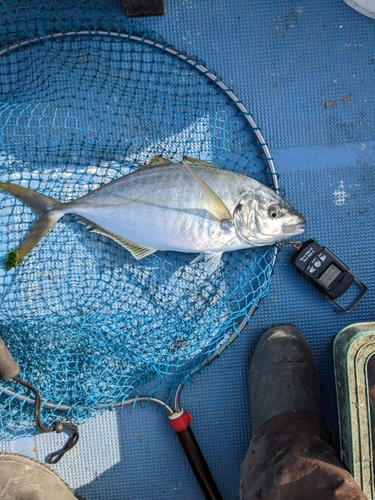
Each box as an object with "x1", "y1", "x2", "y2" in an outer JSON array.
[{"x1": 291, "y1": 239, "x2": 368, "y2": 312}]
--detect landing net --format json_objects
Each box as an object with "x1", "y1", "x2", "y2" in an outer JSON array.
[{"x1": 0, "y1": 22, "x2": 277, "y2": 438}]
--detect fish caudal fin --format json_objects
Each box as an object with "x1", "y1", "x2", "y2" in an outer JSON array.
[
  {"x1": 0, "y1": 182, "x2": 57, "y2": 213},
  {"x1": 16, "y1": 213, "x2": 62, "y2": 261},
  {"x1": 0, "y1": 182, "x2": 62, "y2": 266}
]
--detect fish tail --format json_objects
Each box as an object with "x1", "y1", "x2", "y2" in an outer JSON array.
[{"x1": 0, "y1": 182, "x2": 63, "y2": 264}]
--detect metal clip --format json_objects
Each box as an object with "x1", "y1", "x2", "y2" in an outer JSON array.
[{"x1": 277, "y1": 240, "x2": 302, "y2": 250}]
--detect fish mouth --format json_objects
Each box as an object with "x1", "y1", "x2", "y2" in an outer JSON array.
[{"x1": 283, "y1": 220, "x2": 306, "y2": 235}]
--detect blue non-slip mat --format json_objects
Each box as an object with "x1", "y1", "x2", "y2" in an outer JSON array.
[
  {"x1": 140, "y1": 0, "x2": 375, "y2": 150},
  {"x1": 29, "y1": 148, "x2": 373, "y2": 500},
  {"x1": 1, "y1": 0, "x2": 374, "y2": 499}
]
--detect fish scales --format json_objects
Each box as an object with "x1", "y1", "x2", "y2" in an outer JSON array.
[
  {"x1": 66, "y1": 164, "x2": 251, "y2": 252},
  {"x1": 0, "y1": 157, "x2": 306, "y2": 274}
]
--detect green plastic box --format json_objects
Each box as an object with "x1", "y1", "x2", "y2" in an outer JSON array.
[{"x1": 334, "y1": 322, "x2": 375, "y2": 500}]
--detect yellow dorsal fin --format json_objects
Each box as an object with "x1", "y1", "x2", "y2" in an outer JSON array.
[
  {"x1": 148, "y1": 155, "x2": 173, "y2": 166},
  {"x1": 183, "y1": 156, "x2": 218, "y2": 168},
  {"x1": 135, "y1": 156, "x2": 174, "y2": 173}
]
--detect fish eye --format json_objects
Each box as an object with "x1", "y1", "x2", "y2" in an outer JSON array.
[{"x1": 267, "y1": 206, "x2": 282, "y2": 219}]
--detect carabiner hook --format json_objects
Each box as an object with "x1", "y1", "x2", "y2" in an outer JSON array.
[{"x1": 277, "y1": 240, "x2": 302, "y2": 250}]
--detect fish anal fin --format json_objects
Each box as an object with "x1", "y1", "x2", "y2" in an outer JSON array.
[
  {"x1": 80, "y1": 218, "x2": 157, "y2": 259},
  {"x1": 184, "y1": 164, "x2": 232, "y2": 223},
  {"x1": 119, "y1": 240, "x2": 157, "y2": 259}
]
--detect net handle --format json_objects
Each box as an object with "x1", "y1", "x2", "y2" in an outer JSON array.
[{"x1": 169, "y1": 410, "x2": 223, "y2": 500}]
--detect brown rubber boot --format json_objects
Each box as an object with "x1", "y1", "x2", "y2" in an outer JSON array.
[{"x1": 249, "y1": 323, "x2": 321, "y2": 433}]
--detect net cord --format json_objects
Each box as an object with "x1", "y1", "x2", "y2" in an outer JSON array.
[
  {"x1": 0, "y1": 29, "x2": 278, "y2": 191},
  {"x1": 0, "y1": 29, "x2": 279, "y2": 414}
]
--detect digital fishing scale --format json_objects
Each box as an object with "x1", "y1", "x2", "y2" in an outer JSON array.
[{"x1": 289, "y1": 239, "x2": 368, "y2": 312}]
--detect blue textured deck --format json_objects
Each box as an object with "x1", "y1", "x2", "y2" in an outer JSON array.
[{"x1": 1, "y1": 1, "x2": 375, "y2": 499}]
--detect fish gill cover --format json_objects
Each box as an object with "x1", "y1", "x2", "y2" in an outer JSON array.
[{"x1": 0, "y1": 1, "x2": 276, "y2": 437}]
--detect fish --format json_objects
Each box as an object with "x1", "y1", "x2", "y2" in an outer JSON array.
[{"x1": 0, "y1": 156, "x2": 306, "y2": 274}]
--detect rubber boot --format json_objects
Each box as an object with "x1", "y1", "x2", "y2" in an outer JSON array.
[
  {"x1": 249, "y1": 323, "x2": 320, "y2": 433},
  {"x1": 0, "y1": 453, "x2": 78, "y2": 500}
]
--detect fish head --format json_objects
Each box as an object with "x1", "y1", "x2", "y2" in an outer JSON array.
[{"x1": 232, "y1": 187, "x2": 306, "y2": 246}]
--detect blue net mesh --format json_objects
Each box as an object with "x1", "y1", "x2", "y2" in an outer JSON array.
[{"x1": 0, "y1": 4, "x2": 276, "y2": 439}]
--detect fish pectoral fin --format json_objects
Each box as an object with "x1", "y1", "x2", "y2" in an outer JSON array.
[
  {"x1": 184, "y1": 164, "x2": 232, "y2": 223},
  {"x1": 204, "y1": 252, "x2": 223, "y2": 275},
  {"x1": 81, "y1": 219, "x2": 157, "y2": 259},
  {"x1": 190, "y1": 253, "x2": 205, "y2": 264},
  {"x1": 183, "y1": 156, "x2": 218, "y2": 168}
]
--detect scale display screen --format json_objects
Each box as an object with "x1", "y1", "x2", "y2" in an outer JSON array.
[{"x1": 318, "y1": 263, "x2": 341, "y2": 288}]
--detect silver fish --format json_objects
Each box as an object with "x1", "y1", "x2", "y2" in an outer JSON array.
[{"x1": 0, "y1": 156, "x2": 305, "y2": 274}]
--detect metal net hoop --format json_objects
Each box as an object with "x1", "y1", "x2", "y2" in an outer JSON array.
[{"x1": 0, "y1": 29, "x2": 278, "y2": 435}]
